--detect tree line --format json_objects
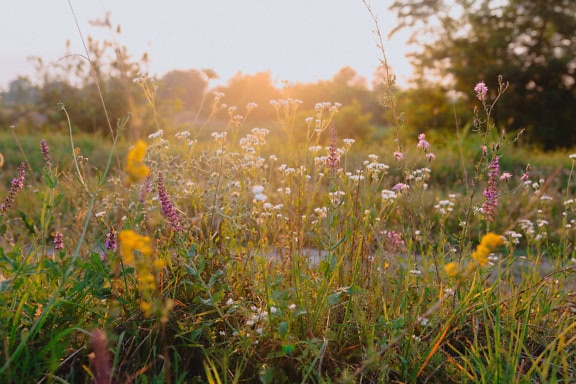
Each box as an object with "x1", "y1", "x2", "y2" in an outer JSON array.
[{"x1": 1, "y1": 0, "x2": 574, "y2": 149}]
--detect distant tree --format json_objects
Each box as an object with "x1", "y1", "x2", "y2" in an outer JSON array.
[
  {"x1": 333, "y1": 99, "x2": 375, "y2": 141},
  {"x1": 157, "y1": 69, "x2": 208, "y2": 113},
  {"x1": 216, "y1": 71, "x2": 280, "y2": 122},
  {"x1": 389, "y1": 0, "x2": 576, "y2": 149}
]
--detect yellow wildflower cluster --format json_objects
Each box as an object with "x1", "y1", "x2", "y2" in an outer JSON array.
[
  {"x1": 444, "y1": 261, "x2": 459, "y2": 277},
  {"x1": 472, "y1": 232, "x2": 504, "y2": 266},
  {"x1": 125, "y1": 140, "x2": 150, "y2": 183},
  {"x1": 118, "y1": 229, "x2": 164, "y2": 317},
  {"x1": 118, "y1": 230, "x2": 152, "y2": 264}
]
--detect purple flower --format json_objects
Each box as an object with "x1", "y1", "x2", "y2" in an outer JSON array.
[
  {"x1": 325, "y1": 122, "x2": 340, "y2": 170},
  {"x1": 157, "y1": 172, "x2": 183, "y2": 232},
  {"x1": 417, "y1": 133, "x2": 430, "y2": 152},
  {"x1": 393, "y1": 151, "x2": 404, "y2": 161},
  {"x1": 1, "y1": 163, "x2": 26, "y2": 215},
  {"x1": 54, "y1": 232, "x2": 64, "y2": 251},
  {"x1": 105, "y1": 230, "x2": 117, "y2": 251},
  {"x1": 474, "y1": 82, "x2": 488, "y2": 101},
  {"x1": 482, "y1": 156, "x2": 499, "y2": 221},
  {"x1": 40, "y1": 139, "x2": 52, "y2": 166},
  {"x1": 392, "y1": 183, "x2": 410, "y2": 192}
]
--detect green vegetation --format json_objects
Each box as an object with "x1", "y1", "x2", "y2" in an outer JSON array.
[{"x1": 1, "y1": 1, "x2": 576, "y2": 383}]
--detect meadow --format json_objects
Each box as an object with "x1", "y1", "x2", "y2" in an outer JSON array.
[
  {"x1": 2, "y1": 11, "x2": 576, "y2": 383},
  {"x1": 1, "y1": 72, "x2": 576, "y2": 384}
]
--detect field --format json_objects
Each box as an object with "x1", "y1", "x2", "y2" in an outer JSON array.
[{"x1": 1, "y1": 76, "x2": 576, "y2": 383}]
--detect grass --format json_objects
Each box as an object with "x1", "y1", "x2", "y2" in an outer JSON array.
[
  {"x1": 1, "y1": 81, "x2": 575, "y2": 383},
  {"x1": 1, "y1": 7, "x2": 576, "y2": 384}
]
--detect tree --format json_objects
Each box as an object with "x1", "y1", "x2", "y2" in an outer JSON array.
[{"x1": 389, "y1": 0, "x2": 576, "y2": 149}]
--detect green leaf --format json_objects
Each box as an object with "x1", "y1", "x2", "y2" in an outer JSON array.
[
  {"x1": 278, "y1": 321, "x2": 289, "y2": 339},
  {"x1": 207, "y1": 269, "x2": 223, "y2": 289},
  {"x1": 327, "y1": 291, "x2": 343, "y2": 306}
]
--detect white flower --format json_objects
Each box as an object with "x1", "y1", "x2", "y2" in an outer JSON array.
[
  {"x1": 569, "y1": 154, "x2": 576, "y2": 160},
  {"x1": 252, "y1": 185, "x2": 264, "y2": 195}
]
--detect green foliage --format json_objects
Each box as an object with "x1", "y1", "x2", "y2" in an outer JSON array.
[{"x1": 389, "y1": 0, "x2": 576, "y2": 149}]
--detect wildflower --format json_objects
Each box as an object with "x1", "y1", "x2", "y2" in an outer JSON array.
[
  {"x1": 482, "y1": 156, "x2": 499, "y2": 221},
  {"x1": 416, "y1": 133, "x2": 430, "y2": 151},
  {"x1": 148, "y1": 130, "x2": 163, "y2": 140},
  {"x1": 40, "y1": 139, "x2": 52, "y2": 166},
  {"x1": 54, "y1": 232, "x2": 64, "y2": 251},
  {"x1": 500, "y1": 172, "x2": 512, "y2": 181},
  {"x1": 157, "y1": 172, "x2": 183, "y2": 232},
  {"x1": 325, "y1": 122, "x2": 340, "y2": 170},
  {"x1": 569, "y1": 154, "x2": 576, "y2": 160},
  {"x1": 118, "y1": 230, "x2": 153, "y2": 264},
  {"x1": 125, "y1": 140, "x2": 150, "y2": 184},
  {"x1": 444, "y1": 262, "x2": 459, "y2": 277},
  {"x1": 393, "y1": 151, "x2": 404, "y2": 160},
  {"x1": 472, "y1": 232, "x2": 504, "y2": 266},
  {"x1": 426, "y1": 152, "x2": 436, "y2": 161},
  {"x1": 1, "y1": 162, "x2": 26, "y2": 216},
  {"x1": 105, "y1": 230, "x2": 117, "y2": 251},
  {"x1": 381, "y1": 189, "x2": 397, "y2": 200},
  {"x1": 474, "y1": 82, "x2": 488, "y2": 101},
  {"x1": 392, "y1": 183, "x2": 409, "y2": 192}
]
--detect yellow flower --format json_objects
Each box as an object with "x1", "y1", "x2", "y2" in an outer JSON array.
[
  {"x1": 481, "y1": 232, "x2": 505, "y2": 248},
  {"x1": 118, "y1": 230, "x2": 152, "y2": 264},
  {"x1": 472, "y1": 232, "x2": 504, "y2": 266},
  {"x1": 444, "y1": 262, "x2": 459, "y2": 277},
  {"x1": 125, "y1": 140, "x2": 150, "y2": 183}
]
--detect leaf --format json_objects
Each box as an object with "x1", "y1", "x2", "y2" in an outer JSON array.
[
  {"x1": 327, "y1": 291, "x2": 343, "y2": 307},
  {"x1": 17, "y1": 211, "x2": 36, "y2": 235},
  {"x1": 207, "y1": 269, "x2": 223, "y2": 289},
  {"x1": 278, "y1": 321, "x2": 289, "y2": 339}
]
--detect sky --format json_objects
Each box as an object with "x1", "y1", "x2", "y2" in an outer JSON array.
[{"x1": 1, "y1": 1, "x2": 415, "y2": 91}]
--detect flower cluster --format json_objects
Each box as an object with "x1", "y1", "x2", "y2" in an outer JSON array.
[
  {"x1": 157, "y1": 172, "x2": 183, "y2": 232},
  {"x1": 474, "y1": 82, "x2": 488, "y2": 101},
  {"x1": 1, "y1": 162, "x2": 26, "y2": 216},
  {"x1": 482, "y1": 156, "x2": 500, "y2": 221},
  {"x1": 472, "y1": 232, "x2": 504, "y2": 266},
  {"x1": 325, "y1": 122, "x2": 340, "y2": 170},
  {"x1": 40, "y1": 139, "x2": 52, "y2": 166},
  {"x1": 54, "y1": 232, "x2": 64, "y2": 251},
  {"x1": 125, "y1": 140, "x2": 150, "y2": 183},
  {"x1": 118, "y1": 230, "x2": 153, "y2": 264}
]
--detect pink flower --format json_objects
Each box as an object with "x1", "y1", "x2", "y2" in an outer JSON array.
[
  {"x1": 393, "y1": 151, "x2": 404, "y2": 161},
  {"x1": 392, "y1": 183, "x2": 409, "y2": 192},
  {"x1": 158, "y1": 172, "x2": 183, "y2": 232},
  {"x1": 474, "y1": 82, "x2": 488, "y2": 101},
  {"x1": 500, "y1": 172, "x2": 512, "y2": 181},
  {"x1": 325, "y1": 122, "x2": 340, "y2": 170},
  {"x1": 54, "y1": 232, "x2": 64, "y2": 251},
  {"x1": 426, "y1": 153, "x2": 436, "y2": 161},
  {"x1": 416, "y1": 133, "x2": 430, "y2": 151},
  {"x1": 1, "y1": 163, "x2": 26, "y2": 215},
  {"x1": 482, "y1": 156, "x2": 499, "y2": 221}
]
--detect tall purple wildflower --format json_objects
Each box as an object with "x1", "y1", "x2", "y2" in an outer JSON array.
[
  {"x1": 157, "y1": 172, "x2": 182, "y2": 232},
  {"x1": 325, "y1": 122, "x2": 340, "y2": 170},
  {"x1": 105, "y1": 229, "x2": 117, "y2": 251},
  {"x1": 40, "y1": 139, "x2": 52, "y2": 166},
  {"x1": 482, "y1": 156, "x2": 499, "y2": 221},
  {"x1": 1, "y1": 162, "x2": 26, "y2": 216},
  {"x1": 54, "y1": 231, "x2": 64, "y2": 251}
]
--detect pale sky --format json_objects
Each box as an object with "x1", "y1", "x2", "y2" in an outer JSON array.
[{"x1": 0, "y1": 0, "x2": 414, "y2": 91}]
